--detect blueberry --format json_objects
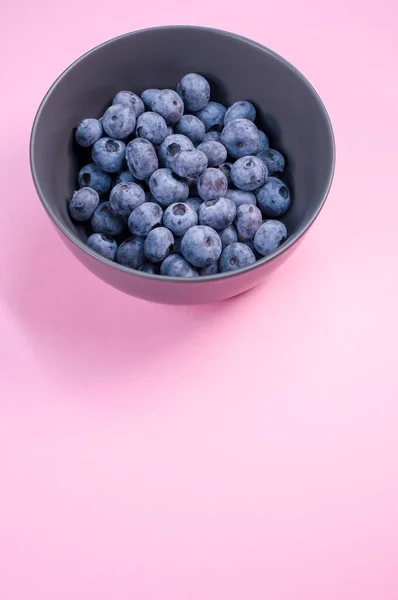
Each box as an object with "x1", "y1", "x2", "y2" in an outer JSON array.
[
  {"x1": 113, "y1": 91, "x2": 145, "y2": 117},
  {"x1": 109, "y1": 181, "x2": 145, "y2": 217},
  {"x1": 138, "y1": 262, "x2": 160, "y2": 275},
  {"x1": 219, "y1": 242, "x2": 256, "y2": 272},
  {"x1": 170, "y1": 149, "x2": 208, "y2": 178},
  {"x1": 75, "y1": 118, "x2": 103, "y2": 147},
  {"x1": 197, "y1": 168, "x2": 228, "y2": 201},
  {"x1": 226, "y1": 188, "x2": 256, "y2": 208},
  {"x1": 116, "y1": 236, "x2": 146, "y2": 269},
  {"x1": 224, "y1": 101, "x2": 256, "y2": 124},
  {"x1": 181, "y1": 225, "x2": 222, "y2": 268},
  {"x1": 113, "y1": 170, "x2": 137, "y2": 187},
  {"x1": 149, "y1": 168, "x2": 189, "y2": 207},
  {"x1": 234, "y1": 204, "x2": 263, "y2": 240},
  {"x1": 196, "y1": 141, "x2": 227, "y2": 167},
  {"x1": 198, "y1": 197, "x2": 236, "y2": 230},
  {"x1": 128, "y1": 202, "x2": 163, "y2": 236},
  {"x1": 92, "y1": 138, "x2": 126, "y2": 173},
  {"x1": 87, "y1": 233, "x2": 118, "y2": 261},
  {"x1": 175, "y1": 115, "x2": 206, "y2": 145},
  {"x1": 195, "y1": 102, "x2": 226, "y2": 132},
  {"x1": 176, "y1": 73, "x2": 210, "y2": 112},
  {"x1": 102, "y1": 104, "x2": 136, "y2": 139},
  {"x1": 163, "y1": 202, "x2": 198, "y2": 236},
  {"x1": 140, "y1": 89, "x2": 159, "y2": 110},
  {"x1": 158, "y1": 134, "x2": 194, "y2": 168},
  {"x1": 91, "y1": 201, "x2": 126, "y2": 236},
  {"x1": 230, "y1": 155, "x2": 268, "y2": 191},
  {"x1": 144, "y1": 227, "x2": 174, "y2": 262},
  {"x1": 221, "y1": 119, "x2": 260, "y2": 158},
  {"x1": 69, "y1": 187, "x2": 99, "y2": 222},
  {"x1": 160, "y1": 254, "x2": 199, "y2": 278},
  {"x1": 257, "y1": 130, "x2": 270, "y2": 153},
  {"x1": 202, "y1": 131, "x2": 221, "y2": 143},
  {"x1": 152, "y1": 89, "x2": 184, "y2": 125},
  {"x1": 199, "y1": 262, "x2": 219, "y2": 276},
  {"x1": 136, "y1": 111, "x2": 168, "y2": 145},
  {"x1": 186, "y1": 197, "x2": 202, "y2": 213},
  {"x1": 218, "y1": 224, "x2": 238, "y2": 248},
  {"x1": 254, "y1": 220, "x2": 287, "y2": 256},
  {"x1": 255, "y1": 177, "x2": 291, "y2": 217},
  {"x1": 219, "y1": 162, "x2": 233, "y2": 184},
  {"x1": 126, "y1": 138, "x2": 158, "y2": 180},
  {"x1": 78, "y1": 163, "x2": 112, "y2": 195},
  {"x1": 257, "y1": 148, "x2": 285, "y2": 176},
  {"x1": 165, "y1": 125, "x2": 174, "y2": 137}
]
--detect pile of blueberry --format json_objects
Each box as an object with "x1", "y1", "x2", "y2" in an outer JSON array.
[{"x1": 70, "y1": 73, "x2": 291, "y2": 277}]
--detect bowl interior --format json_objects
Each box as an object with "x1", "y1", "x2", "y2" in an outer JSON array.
[{"x1": 31, "y1": 26, "x2": 334, "y2": 259}]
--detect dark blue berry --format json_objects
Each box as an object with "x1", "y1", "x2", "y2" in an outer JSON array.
[
  {"x1": 170, "y1": 149, "x2": 208, "y2": 178},
  {"x1": 152, "y1": 89, "x2": 184, "y2": 125},
  {"x1": 230, "y1": 155, "x2": 268, "y2": 191},
  {"x1": 126, "y1": 138, "x2": 158, "y2": 180},
  {"x1": 176, "y1": 73, "x2": 210, "y2": 112},
  {"x1": 219, "y1": 225, "x2": 238, "y2": 248},
  {"x1": 144, "y1": 227, "x2": 174, "y2": 263},
  {"x1": 175, "y1": 115, "x2": 206, "y2": 145},
  {"x1": 224, "y1": 101, "x2": 256, "y2": 124},
  {"x1": 255, "y1": 177, "x2": 291, "y2": 217},
  {"x1": 136, "y1": 111, "x2": 168, "y2": 145},
  {"x1": 87, "y1": 233, "x2": 118, "y2": 261},
  {"x1": 234, "y1": 204, "x2": 263, "y2": 240},
  {"x1": 195, "y1": 102, "x2": 226, "y2": 132},
  {"x1": 219, "y1": 242, "x2": 256, "y2": 272},
  {"x1": 221, "y1": 118, "x2": 260, "y2": 158},
  {"x1": 149, "y1": 168, "x2": 189, "y2": 207},
  {"x1": 199, "y1": 262, "x2": 219, "y2": 276},
  {"x1": 160, "y1": 254, "x2": 199, "y2": 278},
  {"x1": 196, "y1": 141, "x2": 227, "y2": 167},
  {"x1": 69, "y1": 187, "x2": 99, "y2": 222},
  {"x1": 109, "y1": 182, "x2": 145, "y2": 217},
  {"x1": 197, "y1": 168, "x2": 228, "y2": 201},
  {"x1": 181, "y1": 225, "x2": 222, "y2": 268},
  {"x1": 163, "y1": 202, "x2": 198, "y2": 236},
  {"x1": 128, "y1": 202, "x2": 163, "y2": 236},
  {"x1": 116, "y1": 236, "x2": 146, "y2": 269},
  {"x1": 113, "y1": 91, "x2": 145, "y2": 117},
  {"x1": 140, "y1": 89, "x2": 159, "y2": 110},
  {"x1": 158, "y1": 134, "x2": 194, "y2": 168},
  {"x1": 78, "y1": 163, "x2": 112, "y2": 195},
  {"x1": 198, "y1": 197, "x2": 236, "y2": 230},
  {"x1": 138, "y1": 262, "x2": 160, "y2": 275},
  {"x1": 75, "y1": 118, "x2": 103, "y2": 147},
  {"x1": 226, "y1": 188, "x2": 256, "y2": 207},
  {"x1": 257, "y1": 148, "x2": 285, "y2": 176},
  {"x1": 254, "y1": 220, "x2": 287, "y2": 256},
  {"x1": 91, "y1": 202, "x2": 126, "y2": 236},
  {"x1": 92, "y1": 138, "x2": 126, "y2": 173},
  {"x1": 102, "y1": 104, "x2": 136, "y2": 139}
]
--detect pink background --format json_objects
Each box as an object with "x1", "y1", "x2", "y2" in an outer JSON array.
[{"x1": 1, "y1": 1, "x2": 398, "y2": 598}]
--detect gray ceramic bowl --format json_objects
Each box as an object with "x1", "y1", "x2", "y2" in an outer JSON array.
[{"x1": 30, "y1": 26, "x2": 335, "y2": 305}]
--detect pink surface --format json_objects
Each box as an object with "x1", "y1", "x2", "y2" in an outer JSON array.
[{"x1": 1, "y1": 2, "x2": 398, "y2": 599}]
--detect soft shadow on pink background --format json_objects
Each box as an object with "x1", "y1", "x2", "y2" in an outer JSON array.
[{"x1": 1, "y1": 1, "x2": 397, "y2": 599}]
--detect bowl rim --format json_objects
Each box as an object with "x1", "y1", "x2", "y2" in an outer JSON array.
[{"x1": 30, "y1": 24, "x2": 336, "y2": 283}]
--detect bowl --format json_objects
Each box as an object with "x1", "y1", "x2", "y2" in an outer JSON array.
[{"x1": 30, "y1": 26, "x2": 335, "y2": 305}]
